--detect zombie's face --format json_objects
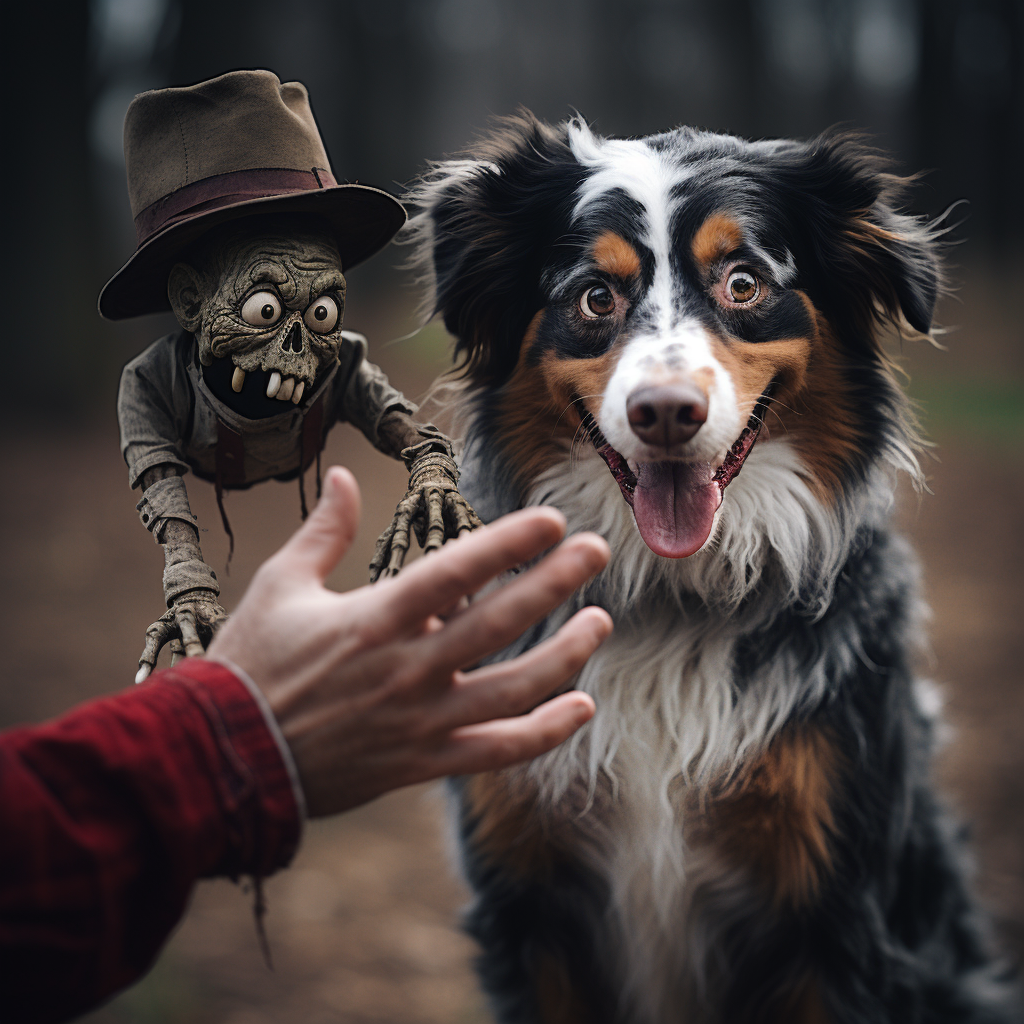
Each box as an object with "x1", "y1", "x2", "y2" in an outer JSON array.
[{"x1": 168, "y1": 217, "x2": 346, "y2": 412}]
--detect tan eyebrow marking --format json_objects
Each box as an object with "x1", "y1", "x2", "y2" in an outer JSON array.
[
  {"x1": 592, "y1": 231, "x2": 641, "y2": 279},
  {"x1": 691, "y1": 212, "x2": 745, "y2": 268}
]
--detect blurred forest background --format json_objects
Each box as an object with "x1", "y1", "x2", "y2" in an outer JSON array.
[{"x1": 2, "y1": 0, "x2": 1022, "y2": 1022}]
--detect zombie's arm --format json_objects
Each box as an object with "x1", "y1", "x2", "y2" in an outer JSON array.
[
  {"x1": 119, "y1": 336, "x2": 227, "y2": 680},
  {"x1": 340, "y1": 355, "x2": 481, "y2": 580},
  {"x1": 133, "y1": 466, "x2": 226, "y2": 681}
]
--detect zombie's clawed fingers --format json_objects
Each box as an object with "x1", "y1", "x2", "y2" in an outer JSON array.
[
  {"x1": 368, "y1": 523, "x2": 396, "y2": 583},
  {"x1": 133, "y1": 590, "x2": 228, "y2": 682},
  {"x1": 369, "y1": 478, "x2": 484, "y2": 583},
  {"x1": 136, "y1": 611, "x2": 176, "y2": 683},
  {"x1": 447, "y1": 491, "x2": 484, "y2": 536},
  {"x1": 423, "y1": 484, "x2": 447, "y2": 554},
  {"x1": 176, "y1": 609, "x2": 205, "y2": 658},
  {"x1": 386, "y1": 494, "x2": 421, "y2": 577}
]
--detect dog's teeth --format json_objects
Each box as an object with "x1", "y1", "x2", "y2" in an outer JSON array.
[
  {"x1": 231, "y1": 366, "x2": 245, "y2": 393},
  {"x1": 278, "y1": 376, "x2": 295, "y2": 402},
  {"x1": 199, "y1": 350, "x2": 213, "y2": 366},
  {"x1": 291, "y1": 380, "x2": 305, "y2": 404},
  {"x1": 266, "y1": 371, "x2": 282, "y2": 398}
]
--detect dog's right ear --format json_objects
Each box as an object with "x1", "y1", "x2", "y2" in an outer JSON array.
[{"x1": 407, "y1": 113, "x2": 585, "y2": 387}]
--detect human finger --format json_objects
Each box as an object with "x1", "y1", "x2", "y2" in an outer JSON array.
[
  {"x1": 443, "y1": 606, "x2": 612, "y2": 728},
  {"x1": 418, "y1": 532, "x2": 610, "y2": 673},
  {"x1": 378, "y1": 506, "x2": 569, "y2": 635},
  {"x1": 431, "y1": 691, "x2": 596, "y2": 776},
  {"x1": 272, "y1": 466, "x2": 361, "y2": 582}
]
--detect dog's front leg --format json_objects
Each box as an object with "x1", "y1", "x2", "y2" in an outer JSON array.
[{"x1": 453, "y1": 771, "x2": 616, "y2": 1024}]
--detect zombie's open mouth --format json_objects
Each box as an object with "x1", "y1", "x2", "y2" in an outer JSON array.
[
  {"x1": 202, "y1": 357, "x2": 316, "y2": 420},
  {"x1": 576, "y1": 383, "x2": 776, "y2": 558},
  {"x1": 229, "y1": 363, "x2": 308, "y2": 404}
]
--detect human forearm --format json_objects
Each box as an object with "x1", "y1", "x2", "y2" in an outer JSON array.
[{"x1": 0, "y1": 660, "x2": 301, "y2": 1023}]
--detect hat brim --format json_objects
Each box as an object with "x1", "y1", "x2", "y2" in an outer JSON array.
[{"x1": 98, "y1": 183, "x2": 407, "y2": 320}]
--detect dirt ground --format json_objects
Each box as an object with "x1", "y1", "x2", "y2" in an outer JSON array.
[{"x1": 1, "y1": 278, "x2": 1021, "y2": 1022}]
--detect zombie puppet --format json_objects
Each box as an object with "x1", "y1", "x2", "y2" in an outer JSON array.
[{"x1": 99, "y1": 71, "x2": 480, "y2": 682}]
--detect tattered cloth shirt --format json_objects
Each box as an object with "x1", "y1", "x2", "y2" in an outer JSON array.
[
  {"x1": 118, "y1": 330, "x2": 430, "y2": 557},
  {"x1": 119, "y1": 328, "x2": 417, "y2": 494}
]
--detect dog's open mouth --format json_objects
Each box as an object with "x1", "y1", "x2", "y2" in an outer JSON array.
[{"x1": 576, "y1": 382, "x2": 776, "y2": 558}]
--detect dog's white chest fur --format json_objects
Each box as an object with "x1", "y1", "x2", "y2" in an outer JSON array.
[
  {"x1": 519, "y1": 624, "x2": 744, "y2": 1023},
  {"x1": 457, "y1": 439, "x2": 895, "y2": 1021}
]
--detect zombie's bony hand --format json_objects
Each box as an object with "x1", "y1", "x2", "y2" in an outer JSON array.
[
  {"x1": 135, "y1": 559, "x2": 228, "y2": 683},
  {"x1": 370, "y1": 440, "x2": 483, "y2": 582}
]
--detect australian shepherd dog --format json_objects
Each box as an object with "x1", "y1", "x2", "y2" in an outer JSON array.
[{"x1": 406, "y1": 114, "x2": 1015, "y2": 1023}]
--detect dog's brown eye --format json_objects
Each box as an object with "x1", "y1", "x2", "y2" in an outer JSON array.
[
  {"x1": 580, "y1": 285, "x2": 616, "y2": 319},
  {"x1": 726, "y1": 270, "x2": 759, "y2": 304}
]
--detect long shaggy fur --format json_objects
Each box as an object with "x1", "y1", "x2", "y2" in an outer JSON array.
[{"x1": 409, "y1": 113, "x2": 1017, "y2": 1024}]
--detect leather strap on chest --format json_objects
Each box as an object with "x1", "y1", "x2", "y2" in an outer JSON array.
[
  {"x1": 214, "y1": 419, "x2": 247, "y2": 564},
  {"x1": 298, "y1": 393, "x2": 325, "y2": 519}
]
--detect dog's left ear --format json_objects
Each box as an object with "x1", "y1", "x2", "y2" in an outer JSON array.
[{"x1": 772, "y1": 132, "x2": 943, "y2": 341}]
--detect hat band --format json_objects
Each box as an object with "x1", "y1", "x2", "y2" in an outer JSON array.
[{"x1": 134, "y1": 166, "x2": 339, "y2": 246}]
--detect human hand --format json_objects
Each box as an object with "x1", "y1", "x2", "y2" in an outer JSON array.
[{"x1": 207, "y1": 466, "x2": 612, "y2": 816}]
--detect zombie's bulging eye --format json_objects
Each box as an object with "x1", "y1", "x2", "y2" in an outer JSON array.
[
  {"x1": 240, "y1": 291, "x2": 283, "y2": 326},
  {"x1": 725, "y1": 270, "x2": 760, "y2": 305},
  {"x1": 579, "y1": 285, "x2": 616, "y2": 319},
  {"x1": 304, "y1": 295, "x2": 340, "y2": 334}
]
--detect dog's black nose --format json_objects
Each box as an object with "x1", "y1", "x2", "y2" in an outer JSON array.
[{"x1": 627, "y1": 383, "x2": 708, "y2": 447}]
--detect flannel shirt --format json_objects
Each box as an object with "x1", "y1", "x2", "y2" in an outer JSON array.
[{"x1": 0, "y1": 659, "x2": 303, "y2": 1024}]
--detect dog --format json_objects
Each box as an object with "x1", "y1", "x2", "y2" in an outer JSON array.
[{"x1": 406, "y1": 114, "x2": 1015, "y2": 1023}]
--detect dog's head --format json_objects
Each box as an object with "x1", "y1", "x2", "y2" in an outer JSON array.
[{"x1": 410, "y1": 113, "x2": 942, "y2": 579}]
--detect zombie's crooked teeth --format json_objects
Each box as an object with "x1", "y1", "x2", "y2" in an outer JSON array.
[
  {"x1": 266, "y1": 371, "x2": 282, "y2": 398},
  {"x1": 291, "y1": 380, "x2": 305, "y2": 404},
  {"x1": 278, "y1": 376, "x2": 296, "y2": 402},
  {"x1": 231, "y1": 367, "x2": 246, "y2": 393}
]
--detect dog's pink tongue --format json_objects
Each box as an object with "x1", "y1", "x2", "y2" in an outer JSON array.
[{"x1": 632, "y1": 462, "x2": 721, "y2": 558}]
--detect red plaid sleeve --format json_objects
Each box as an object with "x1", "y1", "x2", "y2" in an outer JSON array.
[{"x1": 0, "y1": 658, "x2": 303, "y2": 1024}]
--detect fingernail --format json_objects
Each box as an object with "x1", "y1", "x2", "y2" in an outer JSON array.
[{"x1": 574, "y1": 694, "x2": 596, "y2": 722}]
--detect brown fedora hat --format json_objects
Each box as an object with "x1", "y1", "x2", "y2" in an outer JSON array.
[{"x1": 99, "y1": 69, "x2": 407, "y2": 320}]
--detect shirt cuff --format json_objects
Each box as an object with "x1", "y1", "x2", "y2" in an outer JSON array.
[
  {"x1": 160, "y1": 659, "x2": 304, "y2": 876},
  {"x1": 205, "y1": 655, "x2": 308, "y2": 825}
]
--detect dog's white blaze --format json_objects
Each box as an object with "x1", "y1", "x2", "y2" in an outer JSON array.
[
  {"x1": 599, "y1": 322, "x2": 741, "y2": 465},
  {"x1": 568, "y1": 119, "x2": 684, "y2": 336}
]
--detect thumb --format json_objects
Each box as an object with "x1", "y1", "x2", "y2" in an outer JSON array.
[{"x1": 276, "y1": 466, "x2": 361, "y2": 582}]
